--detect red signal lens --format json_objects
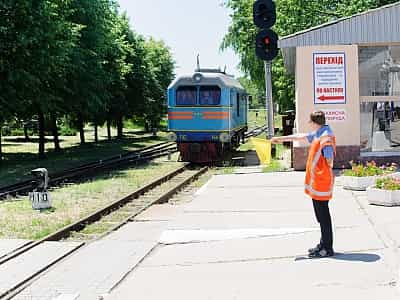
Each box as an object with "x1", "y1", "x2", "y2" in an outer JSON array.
[{"x1": 264, "y1": 37, "x2": 270, "y2": 45}]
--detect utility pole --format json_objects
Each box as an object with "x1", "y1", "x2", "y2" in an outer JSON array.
[{"x1": 264, "y1": 61, "x2": 274, "y2": 139}]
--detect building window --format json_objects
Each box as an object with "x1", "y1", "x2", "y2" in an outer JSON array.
[
  {"x1": 359, "y1": 46, "x2": 400, "y2": 154},
  {"x1": 359, "y1": 46, "x2": 400, "y2": 97},
  {"x1": 360, "y1": 101, "x2": 400, "y2": 153}
]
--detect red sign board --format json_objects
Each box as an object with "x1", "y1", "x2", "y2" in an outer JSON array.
[{"x1": 313, "y1": 52, "x2": 346, "y2": 104}]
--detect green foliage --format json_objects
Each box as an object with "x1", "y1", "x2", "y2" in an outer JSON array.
[
  {"x1": 222, "y1": 0, "x2": 399, "y2": 112},
  {"x1": 376, "y1": 177, "x2": 400, "y2": 190},
  {"x1": 0, "y1": 0, "x2": 175, "y2": 157},
  {"x1": 343, "y1": 161, "x2": 397, "y2": 177}
]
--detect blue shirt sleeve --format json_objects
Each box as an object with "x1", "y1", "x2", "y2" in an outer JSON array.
[
  {"x1": 306, "y1": 132, "x2": 315, "y2": 143},
  {"x1": 322, "y1": 146, "x2": 334, "y2": 159}
]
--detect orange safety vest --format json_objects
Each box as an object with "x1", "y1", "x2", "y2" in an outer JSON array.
[{"x1": 304, "y1": 134, "x2": 336, "y2": 201}]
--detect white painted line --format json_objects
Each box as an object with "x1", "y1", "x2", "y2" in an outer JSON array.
[
  {"x1": 159, "y1": 227, "x2": 319, "y2": 244},
  {"x1": 194, "y1": 176, "x2": 214, "y2": 196},
  {"x1": 52, "y1": 293, "x2": 80, "y2": 300}
]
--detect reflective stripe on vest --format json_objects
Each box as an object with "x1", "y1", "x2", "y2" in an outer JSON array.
[{"x1": 305, "y1": 184, "x2": 332, "y2": 197}]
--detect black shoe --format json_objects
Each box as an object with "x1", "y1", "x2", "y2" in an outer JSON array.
[
  {"x1": 308, "y1": 243, "x2": 322, "y2": 254},
  {"x1": 308, "y1": 248, "x2": 334, "y2": 258}
]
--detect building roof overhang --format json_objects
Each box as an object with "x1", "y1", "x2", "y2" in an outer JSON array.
[{"x1": 278, "y1": 2, "x2": 400, "y2": 74}]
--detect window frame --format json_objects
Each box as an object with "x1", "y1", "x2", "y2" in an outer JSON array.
[
  {"x1": 198, "y1": 85, "x2": 222, "y2": 106},
  {"x1": 175, "y1": 86, "x2": 198, "y2": 106}
]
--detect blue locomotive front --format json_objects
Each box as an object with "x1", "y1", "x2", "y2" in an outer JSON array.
[{"x1": 167, "y1": 69, "x2": 248, "y2": 162}]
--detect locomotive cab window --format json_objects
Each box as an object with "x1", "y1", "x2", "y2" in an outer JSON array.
[
  {"x1": 199, "y1": 86, "x2": 221, "y2": 106},
  {"x1": 176, "y1": 86, "x2": 197, "y2": 106}
]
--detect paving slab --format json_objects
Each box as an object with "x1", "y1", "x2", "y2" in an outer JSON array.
[
  {"x1": 183, "y1": 187, "x2": 311, "y2": 213},
  {"x1": 0, "y1": 239, "x2": 32, "y2": 259},
  {"x1": 0, "y1": 241, "x2": 82, "y2": 298},
  {"x1": 108, "y1": 171, "x2": 400, "y2": 299},
  {"x1": 134, "y1": 204, "x2": 183, "y2": 221},
  {"x1": 168, "y1": 208, "x2": 369, "y2": 229},
  {"x1": 14, "y1": 221, "x2": 167, "y2": 300},
  {"x1": 111, "y1": 251, "x2": 398, "y2": 300},
  {"x1": 233, "y1": 166, "x2": 263, "y2": 174},
  {"x1": 145, "y1": 226, "x2": 384, "y2": 267},
  {"x1": 208, "y1": 172, "x2": 307, "y2": 188}
]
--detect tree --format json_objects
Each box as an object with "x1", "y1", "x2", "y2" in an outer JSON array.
[
  {"x1": 143, "y1": 38, "x2": 175, "y2": 130},
  {"x1": 0, "y1": 0, "x2": 80, "y2": 158},
  {"x1": 222, "y1": 0, "x2": 399, "y2": 112},
  {"x1": 103, "y1": 13, "x2": 133, "y2": 139},
  {"x1": 64, "y1": 0, "x2": 119, "y2": 144}
]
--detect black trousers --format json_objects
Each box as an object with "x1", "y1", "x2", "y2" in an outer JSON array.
[{"x1": 312, "y1": 199, "x2": 333, "y2": 251}]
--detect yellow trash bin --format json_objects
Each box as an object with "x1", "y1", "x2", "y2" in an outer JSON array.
[{"x1": 251, "y1": 138, "x2": 272, "y2": 165}]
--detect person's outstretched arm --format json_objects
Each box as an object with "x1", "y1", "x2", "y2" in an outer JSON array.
[{"x1": 271, "y1": 134, "x2": 309, "y2": 144}]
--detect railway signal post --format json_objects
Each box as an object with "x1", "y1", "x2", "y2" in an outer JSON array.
[{"x1": 253, "y1": 0, "x2": 279, "y2": 140}]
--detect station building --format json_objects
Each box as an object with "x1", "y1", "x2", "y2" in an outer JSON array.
[{"x1": 278, "y1": 2, "x2": 400, "y2": 170}]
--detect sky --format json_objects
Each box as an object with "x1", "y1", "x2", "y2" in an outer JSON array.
[{"x1": 118, "y1": 0, "x2": 242, "y2": 77}]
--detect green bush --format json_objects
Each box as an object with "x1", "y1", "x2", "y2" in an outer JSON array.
[
  {"x1": 376, "y1": 177, "x2": 400, "y2": 190},
  {"x1": 59, "y1": 125, "x2": 77, "y2": 136},
  {"x1": 123, "y1": 119, "x2": 143, "y2": 130},
  {"x1": 10, "y1": 128, "x2": 25, "y2": 136},
  {"x1": 343, "y1": 161, "x2": 397, "y2": 177}
]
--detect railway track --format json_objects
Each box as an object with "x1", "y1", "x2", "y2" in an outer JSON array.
[
  {"x1": 0, "y1": 164, "x2": 208, "y2": 299},
  {"x1": 1, "y1": 126, "x2": 265, "y2": 199},
  {"x1": 244, "y1": 125, "x2": 267, "y2": 139},
  {"x1": 0, "y1": 141, "x2": 178, "y2": 199}
]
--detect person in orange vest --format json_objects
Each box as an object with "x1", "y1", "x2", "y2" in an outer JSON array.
[{"x1": 271, "y1": 110, "x2": 336, "y2": 258}]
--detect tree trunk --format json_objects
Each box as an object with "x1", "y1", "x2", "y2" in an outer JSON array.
[
  {"x1": 23, "y1": 123, "x2": 30, "y2": 142},
  {"x1": 51, "y1": 113, "x2": 61, "y2": 152},
  {"x1": 94, "y1": 124, "x2": 98, "y2": 143},
  {"x1": 117, "y1": 116, "x2": 123, "y2": 139},
  {"x1": 0, "y1": 123, "x2": 2, "y2": 164},
  {"x1": 38, "y1": 110, "x2": 45, "y2": 159},
  {"x1": 144, "y1": 120, "x2": 150, "y2": 132},
  {"x1": 107, "y1": 119, "x2": 111, "y2": 141},
  {"x1": 78, "y1": 114, "x2": 85, "y2": 144}
]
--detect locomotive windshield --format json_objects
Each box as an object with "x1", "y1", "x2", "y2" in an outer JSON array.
[
  {"x1": 176, "y1": 86, "x2": 197, "y2": 106},
  {"x1": 199, "y1": 86, "x2": 221, "y2": 106}
]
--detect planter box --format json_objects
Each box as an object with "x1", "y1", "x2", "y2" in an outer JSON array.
[
  {"x1": 342, "y1": 176, "x2": 377, "y2": 191},
  {"x1": 367, "y1": 187, "x2": 400, "y2": 206}
]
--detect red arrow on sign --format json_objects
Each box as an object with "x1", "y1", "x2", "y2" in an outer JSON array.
[{"x1": 318, "y1": 95, "x2": 345, "y2": 101}]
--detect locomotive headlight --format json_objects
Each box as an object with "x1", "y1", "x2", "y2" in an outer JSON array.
[
  {"x1": 192, "y1": 73, "x2": 203, "y2": 83},
  {"x1": 219, "y1": 132, "x2": 230, "y2": 143},
  {"x1": 167, "y1": 132, "x2": 177, "y2": 142}
]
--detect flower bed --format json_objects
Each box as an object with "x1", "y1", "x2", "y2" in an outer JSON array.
[
  {"x1": 342, "y1": 161, "x2": 397, "y2": 191},
  {"x1": 367, "y1": 176, "x2": 400, "y2": 206}
]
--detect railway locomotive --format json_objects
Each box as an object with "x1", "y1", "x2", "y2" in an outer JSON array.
[{"x1": 167, "y1": 68, "x2": 248, "y2": 163}]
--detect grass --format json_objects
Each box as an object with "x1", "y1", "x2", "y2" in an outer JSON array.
[
  {"x1": 0, "y1": 155, "x2": 184, "y2": 240},
  {"x1": 0, "y1": 126, "x2": 168, "y2": 187},
  {"x1": 236, "y1": 132, "x2": 291, "y2": 172},
  {"x1": 248, "y1": 110, "x2": 283, "y2": 129}
]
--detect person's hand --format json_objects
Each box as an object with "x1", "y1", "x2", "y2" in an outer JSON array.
[{"x1": 271, "y1": 137, "x2": 282, "y2": 144}]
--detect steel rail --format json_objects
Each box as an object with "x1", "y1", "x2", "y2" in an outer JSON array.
[{"x1": 0, "y1": 165, "x2": 208, "y2": 299}]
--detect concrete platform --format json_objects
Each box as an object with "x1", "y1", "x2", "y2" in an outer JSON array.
[
  {"x1": 0, "y1": 241, "x2": 82, "y2": 298},
  {"x1": 14, "y1": 221, "x2": 168, "y2": 300},
  {"x1": 0, "y1": 239, "x2": 31, "y2": 259},
  {"x1": 109, "y1": 172, "x2": 400, "y2": 300}
]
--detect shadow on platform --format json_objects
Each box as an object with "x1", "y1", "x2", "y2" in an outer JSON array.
[{"x1": 295, "y1": 252, "x2": 381, "y2": 262}]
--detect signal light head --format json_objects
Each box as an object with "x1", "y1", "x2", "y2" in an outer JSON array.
[
  {"x1": 255, "y1": 29, "x2": 279, "y2": 61},
  {"x1": 253, "y1": 0, "x2": 276, "y2": 29}
]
